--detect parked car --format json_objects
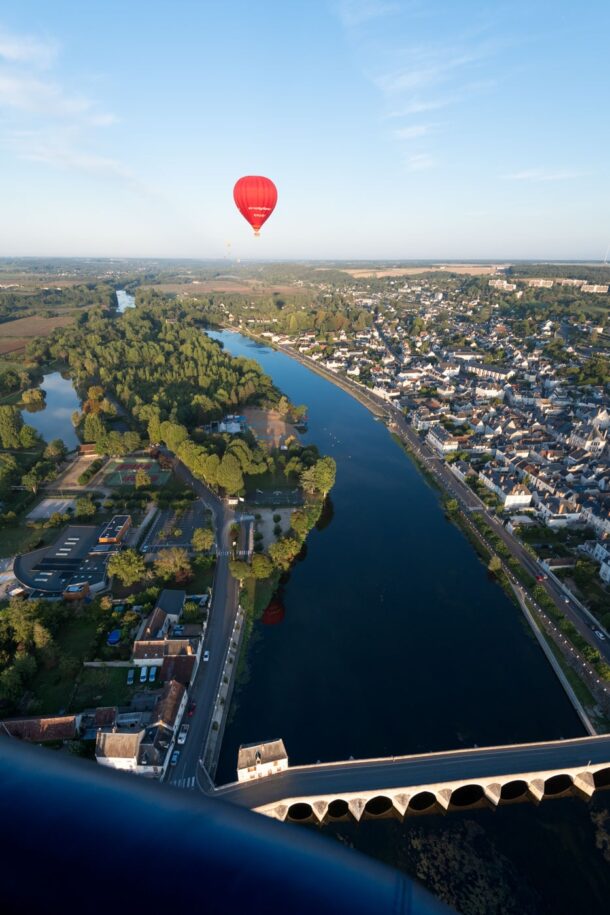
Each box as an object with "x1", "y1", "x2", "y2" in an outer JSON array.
[
  {"x1": 177, "y1": 724, "x2": 190, "y2": 745},
  {"x1": 170, "y1": 750, "x2": 180, "y2": 766},
  {"x1": 127, "y1": 668, "x2": 135, "y2": 686},
  {"x1": 140, "y1": 666, "x2": 148, "y2": 683},
  {"x1": 203, "y1": 650, "x2": 210, "y2": 662},
  {"x1": 148, "y1": 666, "x2": 157, "y2": 682},
  {"x1": 173, "y1": 625, "x2": 185, "y2": 636}
]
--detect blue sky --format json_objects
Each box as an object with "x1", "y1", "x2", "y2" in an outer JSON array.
[{"x1": 0, "y1": 0, "x2": 608, "y2": 260}]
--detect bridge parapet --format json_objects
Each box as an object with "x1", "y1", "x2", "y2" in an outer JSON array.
[{"x1": 256, "y1": 762, "x2": 610, "y2": 825}]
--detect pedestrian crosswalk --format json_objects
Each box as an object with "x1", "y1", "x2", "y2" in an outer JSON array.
[{"x1": 173, "y1": 775, "x2": 197, "y2": 789}]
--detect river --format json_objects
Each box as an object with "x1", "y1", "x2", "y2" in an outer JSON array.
[
  {"x1": 116, "y1": 289, "x2": 135, "y2": 312},
  {"x1": 210, "y1": 328, "x2": 610, "y2": 914},
  {"x1": 21, "y1": 371, "x2": 80, "y2": 450}
]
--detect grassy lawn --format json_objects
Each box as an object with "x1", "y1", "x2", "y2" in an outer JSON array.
[
  {"x1": 244, "y1": 468, "x2": 299, "y2": 492},
  {"x1": 545, "y1": 636, "x2": 604, "y2": 718},
  {"x1": 564, "y1": 574, "x2": 610, "y2": 622},
  {"x1": 70, "y1": 666, "x2": 135, "y2": 711},
  {"x1": 29, "y1": 615, "x2": 100, "y2": 714},
  {"x1": 0, "y1": 520, "x2": 60, "y2": 559},
  {"x1": 253, "y1": 572, "x2": 281, "y2": 614},
  {"x1": 186, "y1": 560, "x2": 215, "y2": 594}
]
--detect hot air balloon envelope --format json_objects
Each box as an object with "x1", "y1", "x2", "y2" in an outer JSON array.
[{"x1": 233, "y1": 175, "x2": 278, "y2": 236}]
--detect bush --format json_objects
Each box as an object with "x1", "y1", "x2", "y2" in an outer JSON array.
[
  {"x1": 77, "y1": 458, "x2": 104, "y2": 486},
  {"x1": 273, "y1": 524, "x2": 282, "y2": 536},
  {"x1": 273, "y1": 513, "x2": 281, "y2": 523}
]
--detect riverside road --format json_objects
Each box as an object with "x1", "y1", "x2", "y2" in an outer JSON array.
[{"x1": 163, "y1": 452, "x2": 239, "y2": 791}]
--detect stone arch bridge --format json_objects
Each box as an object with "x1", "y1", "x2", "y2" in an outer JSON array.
[{"x1": 214, "y1": 735, "x2": 610, "y2": 826}]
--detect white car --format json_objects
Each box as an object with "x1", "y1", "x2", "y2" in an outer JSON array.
[
  {"x1": 594, "y1": 630, "x2": 606, "y2": 641},
  {"x1": 203, "y1": 650, "x2": 210, "y2": 662},
  {"x1": 177, "y1": 724, "x2": 190, "y2": 745},
  {"x1": 170, "y1": 750, "x2": 180, "y2": 766}
]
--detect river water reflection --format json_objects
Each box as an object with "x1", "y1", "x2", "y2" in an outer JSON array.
[
  {"x1": 21, "y1": 371, "x2": 80, "y2": 450},
  {"x1": 210, "y1": 328, "x2": 610, "y2": 914},
  {"x1": 116, "y1": 289, "x2": 135, "y2": 312}
]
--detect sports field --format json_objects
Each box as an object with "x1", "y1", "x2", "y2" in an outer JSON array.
[{"x1": 102, "y1": 458, "x2": 170, "y2": 487}]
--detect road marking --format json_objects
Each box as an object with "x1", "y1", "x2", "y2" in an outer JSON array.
[{"x1": 174, "y1": 776, "x2": 197, "y2": 789}]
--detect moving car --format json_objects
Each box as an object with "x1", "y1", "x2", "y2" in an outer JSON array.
[
  {"x1": 203, "y1": 650, "x2": 210, "y2": 662},
  {"x1": 170, "y1": 750, "x2": 180, "y2": 766},
  {"x1": 594, "y1": 630, "x2": 606, "y2": 641},
  {"x1": 177, "y1": 724, "x2": 190, "y2": 745},
  {"x1": 187, "y1": 702, "x2": 196, "y2": 717}
]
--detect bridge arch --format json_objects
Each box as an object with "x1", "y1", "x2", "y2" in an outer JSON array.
[
  {"x1": 327, "y1": 799, "x2": 350, "y2": 820},
  {"x1": 363, "y1": 796, "x2": 394, "y2": 818},
  {"x1": 594, "y1": 767, "x2": 610, "y2": 789},
  {"x1": 408, "y1": 791, "x2": 437, "y2": 813},
  {"x1": 287, "y1": 802, "x2": 314, "y2": 823},
  {"x1": 449, "y1": 784, "x2": 486, "y2": 808},
  {"x1": 544, "y1": 774, "x2": 573, "y2": 797},
  {"x1": 499, "y1": 779, "x2": 529, "y2": 802}
]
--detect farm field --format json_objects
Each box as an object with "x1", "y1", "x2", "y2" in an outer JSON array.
[
  {"x1": 2, "y1": 314, "x2": 76, "y2": 337},
  {"x1": 342, "y1": 264, "x2": 508, "y2": 278},
  {"x1": 140, "y1": 280, "x2": 311, "y2": 295},
  {"x1": 0, "y1": 338, "x2": 29, "y2": 355}
]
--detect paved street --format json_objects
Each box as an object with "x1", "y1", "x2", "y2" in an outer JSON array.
[
  {"x1": 162, "y1": 452, "x2": 240, "y2": 790},
  {"x1": 216, "y1": 734, "x2": 610, "y2": 810}
]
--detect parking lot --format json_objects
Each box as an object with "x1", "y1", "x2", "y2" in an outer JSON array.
[
  {"x1": 27, "y1": 498, "x2": 76, "y2": 520},
  {"x1": 142, "y1": 499, "x2": 212, "y2": 553}
]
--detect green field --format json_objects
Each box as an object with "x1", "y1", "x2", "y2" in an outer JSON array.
[
  {"x1": 0, "y1": 519, "x2": 59, "y2": 559},
  {"x1": 71, "y1": 666, "x2": 135, "y2": 710},
  {"x1": 30, "y1": 616, "x2": 99, "y2": 714}
]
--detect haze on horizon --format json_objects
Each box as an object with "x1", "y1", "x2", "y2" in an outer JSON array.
[{"x1": 0, "y1": 1, "x2": 608, "y2": 262}]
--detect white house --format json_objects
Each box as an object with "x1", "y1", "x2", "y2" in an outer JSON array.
[
  {"x1": 426, "y1": 425, "x2": 459, "y2": 455},
  {"x1": 237, "y1": 739, "x2": 288, "y2": 782}
]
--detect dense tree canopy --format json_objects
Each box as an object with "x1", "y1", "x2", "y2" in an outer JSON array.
[{"x1": 107, "y1": 549, "x2": 147, "y2": 587}]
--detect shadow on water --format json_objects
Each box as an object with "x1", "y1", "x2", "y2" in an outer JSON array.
[{"x1": 315, "y1": 495, "x2": 335, "y2": 531}]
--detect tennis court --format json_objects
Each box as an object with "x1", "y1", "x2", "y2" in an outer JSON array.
[{"x1": 102, "y1": 458, "x2": 171, "y2": 487}]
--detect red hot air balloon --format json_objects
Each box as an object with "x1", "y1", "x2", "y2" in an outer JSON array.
[{"x1": 233, "y1": 175, "x2": 278, "y2": 236}]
